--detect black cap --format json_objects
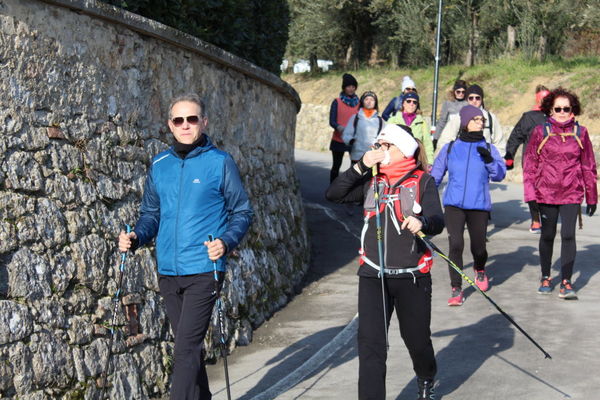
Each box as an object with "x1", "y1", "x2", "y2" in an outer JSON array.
[{"x1": 342, "y1": 73, "x2": 358, "y2": 89}]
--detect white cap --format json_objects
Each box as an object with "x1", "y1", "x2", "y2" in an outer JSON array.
[
  {"x1": 376, "y1": 124, "x2": 418, "y2": 158},
  {"x1": 401, "y1": 76, "x2": 416, "y2": 92}
]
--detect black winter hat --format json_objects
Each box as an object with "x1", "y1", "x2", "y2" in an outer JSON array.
[
  {"x1": 466, "y1": 84, "x2": 484, "y2": 99},
  {"x1": 342, "y1": 73, "x2": 358, "y2": 89},
  {"x1": 453, "y1": 80, "x2": 468, "y2": 91}
]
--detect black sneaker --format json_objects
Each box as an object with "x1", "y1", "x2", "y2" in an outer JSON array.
[{"x1": 417, "y1": 378, "x2": 435, "y2": 399}]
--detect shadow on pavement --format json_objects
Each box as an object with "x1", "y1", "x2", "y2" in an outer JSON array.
[
  {"x1": 294, "y1": 159, "x2": 363, "y2": 288},
  {"x1": 236, "y1": 325, "x2": 356, "y2": 400},
  {"x1": 487, "y1": 199, "x2": 531, "y2": 237},
  {"x1": 395, "y1": 314, "x2": 514, "y2": 400}
]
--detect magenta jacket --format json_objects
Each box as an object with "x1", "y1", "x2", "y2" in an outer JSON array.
[{"x1": 523, "y1": 118, "x2": 597, "y2": 205}]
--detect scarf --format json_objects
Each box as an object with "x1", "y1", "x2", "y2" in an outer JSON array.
[
  {"x1": 458, "y1": 130, "x2": 484, "y2": 143},
  {"x1": 174, "y1": 134, "x2": 205, "y2": 159},
  {"x1": 339, "y1": 92, "x2": 359, "y2": 108},
  {"x1": 402, "y1": 112, "x2": 417, "y2": 126},
  {"x1": 363, "y1": 108, "x2": 376, "y2": 118},
  {"x1": 379, "y1": 157, "x2": 417, "y2": 184}
]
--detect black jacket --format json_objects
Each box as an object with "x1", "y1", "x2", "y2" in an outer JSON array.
[
  {"x1": 505, "y1": 110, "x2": 546, "y2": 163},
  {"x1": 326, "y1": 164, "x2": 444, "y2": 279}
]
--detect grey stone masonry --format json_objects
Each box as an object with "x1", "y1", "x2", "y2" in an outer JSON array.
[{"x1": 0, "y1": 0, "x2": 308, "y2": 398}]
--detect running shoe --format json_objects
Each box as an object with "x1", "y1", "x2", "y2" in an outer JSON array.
[
  {"x1": 558, "y1": 279, "x2": 578, "y2": 300},
  {"x1": 474, "y1": 269, "x2": 489, "y2": 292},
  {"x1": 447, "y1": 288, "x2": 463, "y2": 306},
  {"x1": 529, "y1": 221, "x2": 542, "y2": 233},
  {"x1": 537, "y1": 276, "x2": 552, "y2": 294},
  {"x1": 417, "y1": 378, "x2": 435, "y2": 399}
]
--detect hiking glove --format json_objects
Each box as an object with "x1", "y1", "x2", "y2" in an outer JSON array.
[
  {"x1": 477, "y1": 146, "x2": 493, "y2": 163},
  {"x1": 587, "y1": 204, "x2": 596, "y2": 217},
  {"x1": 504, "y1": 152, "x2": 514, "y2": 170}
]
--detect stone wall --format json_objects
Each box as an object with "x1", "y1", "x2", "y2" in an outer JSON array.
[{"x1": 0, "y1": 0, "x2": 308, "y2": 398}]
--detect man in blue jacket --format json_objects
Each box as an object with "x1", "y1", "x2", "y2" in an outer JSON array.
[{"x1": 118, "y1": 93, "x2": 253, "y2": 399}]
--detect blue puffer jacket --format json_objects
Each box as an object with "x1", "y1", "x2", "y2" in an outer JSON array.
[
  {"x1": 431, "y1": 138, "x2": 506, "y2": 211},
  {"x1": 134, "y1": 135, "x2": 254, "y2": 275}
]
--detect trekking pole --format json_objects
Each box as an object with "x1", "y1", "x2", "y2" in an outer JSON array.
[
  {"x1": 208, "y1": 235, "x2": 232, "y2": 400},
  {"x1": 370, "y1": 143, "x2": 389, "y2": 350},
  {"x1": 416, "y1": 232, "x2": 552, "y2": 359},
  {"x1": 100, "y1": 224, "x2": 132, "y2": 399}
]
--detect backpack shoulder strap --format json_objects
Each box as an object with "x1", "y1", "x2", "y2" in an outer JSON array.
[
  {"x1": 487, "y1": 110, "x2": 493, "y2": 140},
  {"x1": 446, "y1": 140, "x2": 456, "y2": 162},
  {"x1": 353, "y1": 113, "x2": 360, "y2": 131},
  {"x1": 378, "y1": 116, "x2": 383, "y2": 134}
]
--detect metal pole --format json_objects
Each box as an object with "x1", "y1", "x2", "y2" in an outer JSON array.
[{"x1": 431, "y1": 0, "x2": 444, "y2": 133}]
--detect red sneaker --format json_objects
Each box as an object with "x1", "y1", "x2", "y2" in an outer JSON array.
[
  {"x1": 475, "y1": 269, "x2": 489, "y2": 292},
  {"x1": 448, "y1": 288, "x2": 464, "y2": 306},
  {"x1": 529, "y1": 221, "x2": 542, "y2": 233}
]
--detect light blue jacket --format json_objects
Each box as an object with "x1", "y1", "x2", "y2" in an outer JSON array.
[
  {"x1": 134, "y1": 135, "x2": 253, "y2": 275},
  {"x1": 431, "y1": 138, "x2": 506, "y2": 211}
]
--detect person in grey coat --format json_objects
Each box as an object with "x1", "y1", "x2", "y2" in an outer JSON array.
[
  {"x1": 434, "y1": 79, "x2": 468, "y2": 148},
  {"x1": 343, "y1": 91, "x2": 384, "y2": 162}
]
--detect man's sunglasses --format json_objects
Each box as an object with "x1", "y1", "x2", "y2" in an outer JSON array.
[
  {"x1": 405, "y1": 87, "x2": 417, "y2": 92},
  {"x1": 404, "y1": 99, "x2": 418, "y2": 104},
  {"x1": 171, "y1": 115, "x2": 201, "y2": 126},
  {"x1": 553, "y1": 107, "x2": 571, "y2": 113},
  {"x1": 468, "y1": 95, "x2": 481, "y2": 101}
]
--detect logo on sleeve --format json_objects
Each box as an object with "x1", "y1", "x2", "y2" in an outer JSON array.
[{"x1": 192, "y1": 178, "x2": 201, "y2": 184}]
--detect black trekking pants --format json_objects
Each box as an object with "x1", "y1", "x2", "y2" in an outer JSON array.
[
  {"x1": 528, "y1": 200, "x2": 541, "y2": 223},
  {"x1": 444, "y1": 206, "x2": 489, "y2": 289},
  {"x1": 159, "y1": 272, "x2": 223, "y2": 400},
  {"x1": 358, "y1": 275, "x2": 436, "y2": 400},
  {"x1": 538, "y1": 203, "x2": 579, "y2": 280}
]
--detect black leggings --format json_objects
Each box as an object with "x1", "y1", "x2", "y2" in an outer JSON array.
[
  {"x1": 538, "y1": 203, "x2": 579, "y2": 280},
  {"x1": 358, "y1": 276, "x2": 436, "y2": 400},
  {"x1": 444, "y1": 206, "x2": 489, "y2": 289},
  {"x1": 330, "y1": 150, "x2": 350, "y2": 182},
  {"x1": 528, "y1": 200, "x2": 541, "y2": 223}
]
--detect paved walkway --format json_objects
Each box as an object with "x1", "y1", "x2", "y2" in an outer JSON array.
[{"x1": 207, "y1": 149, "x2": 600, "y2": 399}]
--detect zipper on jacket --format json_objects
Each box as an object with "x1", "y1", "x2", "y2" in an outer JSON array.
[
  {"x1": 461, "y1": 143, "x2": 472, "y2": 207},
  {"x1": 174, "y1": 160, "x2": 185, "y2": 275}
]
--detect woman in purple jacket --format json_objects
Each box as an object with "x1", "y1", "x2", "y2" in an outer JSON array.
[{"x1": 523, "y1": 87, "x2": 597, "y2": 299}]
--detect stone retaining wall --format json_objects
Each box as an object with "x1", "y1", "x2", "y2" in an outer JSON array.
[{"x1": 0, "y1": 0, "x2": 308, "y2": 398}]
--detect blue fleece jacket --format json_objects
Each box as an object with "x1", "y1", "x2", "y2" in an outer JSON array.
[{"x1": 134, "y1": 135, "x2": 253, "y2": 275}]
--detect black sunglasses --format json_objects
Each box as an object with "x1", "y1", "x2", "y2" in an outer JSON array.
[
  {"x1": 405, "y1": 87, "x2": 417, "y2": 92},
  {"x1": 172, "y1": 115, "x2": 201, "y2": 127},
  {"x1": 468, "y1": 95, "x2": 481, "y2": 101},
  {"x1": 404, "y1": 99, "x2": 418, "y2": 104},
  {"x1": 553, "y1": 107, "x2": 571, "y2": 113},
  {"x1": 455, "y1": 89, "x2": 466, "y2": 93}
]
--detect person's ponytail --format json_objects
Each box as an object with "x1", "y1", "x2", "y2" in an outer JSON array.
[{"x1": 414, "y1": 139, "x2": 429, "y2": 171}]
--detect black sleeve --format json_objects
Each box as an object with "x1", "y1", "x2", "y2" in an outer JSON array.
[
  {"x1": 326, "y1": 165, "x2": 372, "y2": 204},
  {"x1": 417, "y1": 175, "x2": 445, "y2": 236},
  {"x1": 505, "y1": 113, "x2": 531, "y2": 158},
  {"x1": 329, "y1": 99, "x2": 339, "y2": 130}
]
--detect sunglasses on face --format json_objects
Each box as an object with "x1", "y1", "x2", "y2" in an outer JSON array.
[
  {"x1": 455, "y1": 89, "x2": 466, "y2": 93},
  {"x1": 553, "y1": 107, "x2": 571, "y2": 113},
  {"x1": 472, "y1": 116, "x2": 486, "y2": 123},
  {"x1": 468, "y1": 95, "x2": 481, "y2": 101},
  {"x1": 405, "y1": 87, "x2": 417, "y2": 92},
  {"x1": 404, "y1": 99, "x2": 418, "y2": 104},
  {"x1": 171, "y1": 115, "x2": 201, "y2": 127}
]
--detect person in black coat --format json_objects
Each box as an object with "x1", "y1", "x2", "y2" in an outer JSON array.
[
  {"x1": 504, "y1": 85, "x2": 549, "y2": 233},
  {"x1": 326, "y1": 124, "x2": 444, "y2": 400}
]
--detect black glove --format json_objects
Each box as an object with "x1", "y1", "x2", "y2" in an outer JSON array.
[
  {"x1": 477, "y1": 146, "x2": 493, "y2": 163},
  {"x1": 504, "y1": 152, "x2": 514, "y2": 170},
  {"x1": 587, "y1": 204, "x2": 596, "y2": 217},
  {"x1": 349, "y1": 139, "x2": 355, "y2": 146}
]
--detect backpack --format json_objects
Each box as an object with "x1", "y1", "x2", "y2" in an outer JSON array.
[
  {"x1": 536, "y1": 121, "x2": 583, "y2": 154},
  {"x1": 359, "y1": 169, "x2": 433, "y2": 275}
]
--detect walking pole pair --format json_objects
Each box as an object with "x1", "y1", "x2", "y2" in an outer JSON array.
[
  {"x1": 370, "y1": 144, "x2": 389, "y2": 350},
  {"x1": 208, "y1": 235, "x2": 232, "y2": 400},
  {"x1": 100, "y1": 224, "x2": 132, "y2": 398},
  {"x1": 416, "y1": 232, "x2": 552, "y2": 359}
]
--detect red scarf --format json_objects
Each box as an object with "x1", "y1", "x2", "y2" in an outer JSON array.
[{"x1": 379, "y1": 157, "x2": 417, "y2": 184}]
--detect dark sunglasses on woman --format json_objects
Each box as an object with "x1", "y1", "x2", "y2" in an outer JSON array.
[{"x1": 553, "y1": 107, "x2": 571, "y2": 113}]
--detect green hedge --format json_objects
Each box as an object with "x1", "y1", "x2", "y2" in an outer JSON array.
[{"x1": 104, "y1": 0, "x2": 289, "y2": 75}]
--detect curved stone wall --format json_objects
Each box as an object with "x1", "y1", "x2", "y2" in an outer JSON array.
[{"x1": 0, "y1": 0, "x2": 308, "y2": 398}]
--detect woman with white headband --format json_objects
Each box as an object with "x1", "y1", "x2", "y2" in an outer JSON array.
[{"x1": 327, "y1": 124, "x2": 444, "y2": 400}]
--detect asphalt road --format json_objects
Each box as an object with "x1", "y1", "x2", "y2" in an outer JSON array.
[{"x1": 207, "y1": 149, "x2": 600, "y2": 400}]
